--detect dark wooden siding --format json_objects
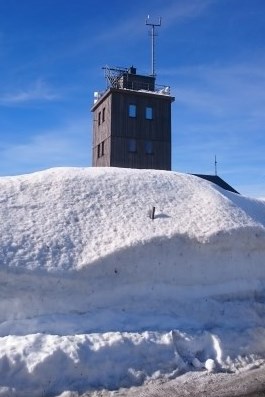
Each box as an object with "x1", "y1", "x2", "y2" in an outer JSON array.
[
  {"x1": 111, "y1": 91, "x2": 172, "y2": 141},
  {"x1": 110, "y1": 90, "x2": 172, "y2": 170},
  {"x1": 110, "y1": 137, "x2": 171, "y2": 170},
  {"x1": 92, "y1": 94, "x2": 112, "y2": 166},
  {"x1": 91, "y1": 87, "x2": 174, "y2": 170}
]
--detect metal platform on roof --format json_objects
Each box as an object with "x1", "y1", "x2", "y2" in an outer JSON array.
[{"x1": 102, "y1": 65, "x2": 171, "y2": 94}]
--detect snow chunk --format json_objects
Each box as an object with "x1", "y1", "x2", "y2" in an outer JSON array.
[{"x1": 205, "y1": 358, "x2": 216, "y2": 372}]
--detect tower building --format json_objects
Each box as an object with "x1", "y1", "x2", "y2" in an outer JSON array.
[{"x1": 91, "y1": 65, "x2": 175, "y2": 170}]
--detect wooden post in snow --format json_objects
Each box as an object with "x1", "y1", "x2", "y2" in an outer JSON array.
[{"x1": 149, "y1": 206, "x2": 155, "y2": 220}]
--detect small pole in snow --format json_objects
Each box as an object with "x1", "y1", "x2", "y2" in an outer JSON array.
[{"x1": 149, "y1": 206, "x2": 156, "y2": 220}]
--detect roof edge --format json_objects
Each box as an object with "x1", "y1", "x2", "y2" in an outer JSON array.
[{"x1": 192, "y1": 174, "x2": 239, "y2": 194}]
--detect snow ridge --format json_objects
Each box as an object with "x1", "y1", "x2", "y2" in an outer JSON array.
[{"x1": 0, "y1": 167, "x2": 265, "y2": 396}]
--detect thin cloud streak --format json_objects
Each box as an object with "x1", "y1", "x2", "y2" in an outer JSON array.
[
  {"x1": 0, "y1": 118, "x2": 90, "y2": 176},
  {"x1": 0, "y1": 79, "x2": 60, "y2": 105},
  {"x1": 169, "y1": 61, "x2": 265, "y2": 120},
  {"x1": 88, "y1": 0, "x2": 216, "y2": 50},
  {"x1": 161, "y1": 0, "x2": 217, "y2": 27},
  {"x1": 0, "y1": 1, "x2": 216, "y2": 78}
]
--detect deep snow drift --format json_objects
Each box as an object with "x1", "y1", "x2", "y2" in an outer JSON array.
[{"x1": 0, "y1": 167, "x2": 265, "y2": 396}]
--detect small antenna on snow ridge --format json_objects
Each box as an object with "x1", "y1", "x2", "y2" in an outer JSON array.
[
  {"x1": 215, "y1": 155, "x2": 218, "y2": 176},
  {"x1": 145, "y1": 16, "x2": 162, "y2": 77}
]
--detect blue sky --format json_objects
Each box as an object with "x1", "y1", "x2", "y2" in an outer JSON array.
[{"x1": 0, "y1": 0, "x2": 264, "y2": 197}]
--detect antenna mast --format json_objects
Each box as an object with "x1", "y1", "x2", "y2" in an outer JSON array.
[
  {"x1": 145, "y1": 16, "x2": 161, "y2": 77},
  {"x1": 215, "y1": 155, "x2": 218, "y2": 176}
]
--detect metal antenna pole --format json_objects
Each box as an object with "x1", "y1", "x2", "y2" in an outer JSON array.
[
  {"x1": 145, "y1": 16, "x2": 161, "y2": 77},
  {"x1": 215, "y1": 155, "x2": 218, "y2": 176}
]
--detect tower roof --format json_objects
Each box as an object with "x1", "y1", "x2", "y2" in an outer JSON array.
[{"x1": 192, "y1": 174, "x2": 239, "y2": 194}]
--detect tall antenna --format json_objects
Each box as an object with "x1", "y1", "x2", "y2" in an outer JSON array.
[
  {"x1": 145, "y1": 16, "x2": 162, "y2": 77},
  {"x1": 214, "y1": 155, "x2": 218, "y2": 176}
]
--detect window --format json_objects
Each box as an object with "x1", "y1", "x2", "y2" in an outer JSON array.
[
  {"x1": 128, "y1": 139, "x2": 137, "y2": 153},
  {"x1": 145, "y1": 140, "x2": 153, "y2": 155},
  {"x1": 145, "y1": 107, "x2": 153, "y2": 120},
  {"x1": 97, "y1": 141, "x2": 105, "y2": 158},
  {"x1": 102, "y1": 107, "x2": 105, "y2": 122},
  {"x1": 128, "y1": 104, "x2": 137, "y2": 118},
  {"x1": 98, "y1": 111, "x2": 101, "y2": 126}
]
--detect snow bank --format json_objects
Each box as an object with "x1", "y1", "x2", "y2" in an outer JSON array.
[
  {"x1": 0, "y1": 167, "x2": 265, "y2": 396},
  {"x1": 1, "y1": 167, "x2": 264, "y2": 273},
  {"x1": 1, "y1": 328, "x2": 265, "y2": 396}
]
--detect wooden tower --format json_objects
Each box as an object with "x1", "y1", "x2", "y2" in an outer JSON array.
[{"x1": 91, "y1": 66, "x2": 174, "y2": 170}]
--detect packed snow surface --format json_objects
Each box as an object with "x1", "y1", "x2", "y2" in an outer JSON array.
[{"x1": 0, "y1": 167, "x2": 265, "y2": 396}]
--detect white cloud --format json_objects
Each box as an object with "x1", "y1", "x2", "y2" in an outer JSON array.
[
  {"x1": 0, "y1": 79, "x2": 59, "y2": 105},
  {"x1": 88, "y1": 0, "x2": 215, "y2": 50},
  {"x1": 0, "y1": 118, "x2": 91, "y2": 176},
  {"x1": 161, "y1": 0, "x2": 216, "y2": 27},
  {"x1": 167, "y1": 61, "x2": 265, "y2": 121},
  {"x1": 167, "y1": 60, "x2": 265, "y2": 197}
]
